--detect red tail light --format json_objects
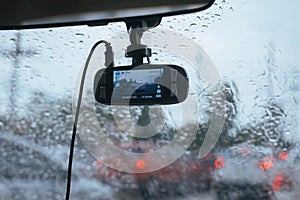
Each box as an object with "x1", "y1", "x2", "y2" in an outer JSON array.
[
  {"x1": 215, "y1": 157, "x2": 225, "y2": 169},
  {"x1": 279, "y1": 151, "x2": 289, "y2": 160},
  {"x1": 259, "y1": 155, "x2": 276, "y2": 172},
  {"x1": 135, "y1": 159, "x2": 146, "y2": 170},
  {"x1": 259, "y1": 161, "x2": 274, "y2": 172},
  {"x1": 272, "y1": 173, "x2": 292, "y2": 192}
]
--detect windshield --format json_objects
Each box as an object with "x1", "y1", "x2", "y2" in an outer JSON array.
[{"x1": 0, "y1": 0, "x2": 299, "y2": 199}]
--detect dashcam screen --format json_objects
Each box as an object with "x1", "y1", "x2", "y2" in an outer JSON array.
[{"x1": 113, "y1": 68, "x2": 163, "y2": 99}]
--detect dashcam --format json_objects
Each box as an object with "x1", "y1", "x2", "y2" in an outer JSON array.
[{"x1": 94, "y1": 64, "x2": 188, "y2": 105}]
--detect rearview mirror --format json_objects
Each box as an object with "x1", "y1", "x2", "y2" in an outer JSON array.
[
  {"x1": 0, "y1": 0, "x2": 215, "y2": 29},
  {"x1": 94, "y1": 64, "x2": 189, "y2": 105}
]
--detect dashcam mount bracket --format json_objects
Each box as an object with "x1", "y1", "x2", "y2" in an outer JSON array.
[{"x1": 124, "y1": 17, "x2": 161, "y2": 66}]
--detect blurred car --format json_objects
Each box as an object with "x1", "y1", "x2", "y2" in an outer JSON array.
[{"x1": 94, "y1": 140, "x2": 216, "y2": 199}]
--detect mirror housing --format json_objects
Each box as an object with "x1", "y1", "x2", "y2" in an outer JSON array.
[{"x1": 0, "y1": 0, "x2": 215, "y2": 29}]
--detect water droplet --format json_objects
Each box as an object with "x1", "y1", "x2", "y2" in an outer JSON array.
[{"x1": 75, "y1": 33, "x2": 85, "y2": 36}]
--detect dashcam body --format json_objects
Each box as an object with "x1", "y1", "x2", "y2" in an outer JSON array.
[{"x1": 94, "y1": 64, "x2": 188, "y2": 105}]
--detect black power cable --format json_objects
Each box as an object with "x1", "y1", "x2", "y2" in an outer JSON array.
[{"x1": 65, "y1": 40, "x2": 114, "y2": 200}]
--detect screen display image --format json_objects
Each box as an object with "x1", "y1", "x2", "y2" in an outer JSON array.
[{"x1": 113, "y1": 68, "x2": 163, "y2": 100}]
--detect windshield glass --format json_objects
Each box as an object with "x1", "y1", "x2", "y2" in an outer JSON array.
[{"x1": 0, "y1": 0, "x2": 299, "y2": 199}]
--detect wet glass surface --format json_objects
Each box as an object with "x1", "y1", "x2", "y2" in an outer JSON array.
[{"x1": 0, "y1": 0, "x2": 299, "y2": 199}]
